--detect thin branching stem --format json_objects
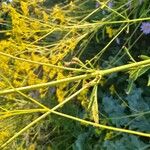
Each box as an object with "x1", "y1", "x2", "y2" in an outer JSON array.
[{"x1": 1, "y1": 81, "x2": 94, "y2": 148}]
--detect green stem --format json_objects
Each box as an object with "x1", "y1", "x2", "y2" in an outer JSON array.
[
  {"x1": 0, "y1": 73, "x2": 95, "y2": 95},
  {"x1": 0, "y1": 109, "x2": 47, "y2": 120},
  {"x1": 0, "y1": 109, "x2": 47, "y2": 115},
  {"x1": 50, "y1": 110, "x2": 150, "y2": 138},
  {"x1": 65, "y1": 17, "x2": 150, "y2": 29},
  {"x1": 100, "y1": 58, "x2": 150, "y2": 76},
  {"x1": 0, "y1": 59, "x2": 149, "y2": 95}
]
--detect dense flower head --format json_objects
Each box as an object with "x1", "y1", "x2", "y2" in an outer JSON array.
[
  {"x1": 140, "y1": 22, "x2": 150, "y2": 35},
  {"x1": 108, "y1": 1, "x2": 113, "y2": 8},
  {"x1": 95, "y1": 2, "x2": 100, "y2": 8}
]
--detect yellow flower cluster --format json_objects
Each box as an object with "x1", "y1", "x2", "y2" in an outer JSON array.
[
  {"x1": 0, "y1": 1, "x2": 80, "y2": 102},
  {"x1": 20, "y1": 1, "x2": 29, "y2": 16},
  {"x1": 0, "y1": 129, "x2": 11, "y2": 145},
  {"x1": 106, "y1": 26, "x2": 117, "y2": 38},
  {"x1": 104, "y1": 131, "x2": 114, "y2": 140},
  {"x1": 77, "y1": 80, "x2": 89, "y2": 108},
  {"x1": 56, "y1": 71, "x2": 69, "y2": 103},
  {"x1": 51, "y1": 5, "x2": 66, "y2": 24}
]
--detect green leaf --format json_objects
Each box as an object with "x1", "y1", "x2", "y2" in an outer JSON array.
[
  {"x1": 139, "y1": 55, "x2": 150, "y2": 60},
  {"x1": 126, "y1": 86, "x2": 150, "y2": 132},
  {"x1": 103, "y1": 135, "x2": 148, "y2": 150},
  {"x1": 129, "y1": 66, "x2": 149, "y2": 81},
  {"x1": 92, "y1": 85, "x2": 99, "y2": 124},
  {"x1": 102, "y1": 96, "x2": 129, "y2": 127},
  {"x1": 88, "y1": 85, "x2": 99, "y2": 123},
  {"x1": 126, "y1": 87, "x2": 149, "y2": 112},
  {"x1": 73, "y1": 133, "x2": 89, "y2": 150},
  {"x1": 126, "y1": 79, "x2": 134, "y2": 94},
  {"x1": 127, "y1": 66, "x2": 150, "y2": 94}
]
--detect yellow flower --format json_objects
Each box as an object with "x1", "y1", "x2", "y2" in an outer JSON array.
[
  {"x1": 28, "y1": 144, "x2": 36, "y2": 150},
  {"x1": 15, "y1": 61, "x2": 31, "y2": 73},
  {"x1": 57, "y1": 72, "x2": 65, "y2": 80},
  {"x1": 0, "y1": 81, "x2": 6, "y2": 89},
  {"x1": 104, "y1": 131, "x2": 114, "y2": 140},
  {"x1": 39, "y1": 88, "x2": 48, "y2": 98},
  {"x1": 69, "y1": 1, "x2": 76, "y2": 10},
  {"x1": 106, "y1": 26, "x2": 113, "y2": 38},
  {"x1": 51, "y1": 5, "x2": 65, "y2": 24},
  {"x1": 57, "y1": 71, "x2": 68, "y2": 88},
  {"x1": 0, "y1": 130, "x2": 10, "y2": 144},
  {"x1": 109, "y1": 84, "x2": 116, "y2": 95},
  {"x1": 56, "y1": 88, "x2": 65, "y2": 103},
  {"x1": 31, "y1": 53, "x2": 42, "y2": 62},
  {"x1": 77, "y1": 88, "x2": 89, "y2": 108},
  {"x1": 43, "y1": 66, "x2": 50, "y2": 73},
  {"x1": 106, "y1": 26, "x2": 117, "y2": 38},
  {"x1": 42, "y1": 11, "x2": 49, "y2": 22},
  {"x1": 30, "y1": 21, "x2": 41, "y2": 30},
  {"x1": 13, "y1": 79, "x2": 22, "y2": 87},
  {"x1": 49, "y1": 69, "x2": 57, "y2": 79},
  {"x1": 20, "y1": 1, "x2": 29, "y2": 16},
  {"x1": 77, "y1": 80, "x2": 90, "y2": 108},
  {"x1": 0, "y1": 55, "x2": 9, "y2": 63},
  {"x1": 13, "y1": 72, "x2": 18, "y2": 79},
  {"x1": 27, "y1": 70, "x2": 37, "y2": 85}
]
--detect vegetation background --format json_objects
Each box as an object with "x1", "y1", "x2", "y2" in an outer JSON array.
[{"x1": 0, "y1": 0, "x2": 150, "y2": 149}]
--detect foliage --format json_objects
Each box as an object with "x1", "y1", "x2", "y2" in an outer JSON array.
[{"x1": 0, "y1": 0, "x2": 150, "y2": 149}]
